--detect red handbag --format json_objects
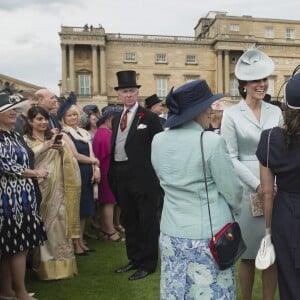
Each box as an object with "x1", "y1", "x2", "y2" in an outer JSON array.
[{"x1": 201, "y1": 132, "x2": 246, "y2": 270}]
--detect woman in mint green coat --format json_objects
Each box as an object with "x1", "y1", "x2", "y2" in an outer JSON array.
[
  {"x1": 152, "y1": 79, "x2": 243, "y2": 300},
  {"x1": 221, "y1": 48, "x2": 283, "y2": 300}
]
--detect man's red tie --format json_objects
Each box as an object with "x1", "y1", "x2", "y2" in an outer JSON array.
[{"x1": 120, "y1": 109, "x2": 129, "y2": 131}]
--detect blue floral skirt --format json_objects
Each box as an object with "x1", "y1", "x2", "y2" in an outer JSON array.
[{"x1": 160, "y1": 232, "x2": 236, "y2": 300}]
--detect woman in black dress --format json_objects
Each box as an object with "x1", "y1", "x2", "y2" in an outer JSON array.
[
  {"x1": 57, "y1": 93, "x2": 100, "y2": 255},
  {"x1": 0, "y1": 92, "x2": 47, "y2": 300},
  {"x1": 257, "y1": 72, "x2": 300, "y2": 299}
]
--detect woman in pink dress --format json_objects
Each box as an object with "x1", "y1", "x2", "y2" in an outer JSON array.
[{"x1": 93, "y1": 106, "x2": 125, "y2": 242}]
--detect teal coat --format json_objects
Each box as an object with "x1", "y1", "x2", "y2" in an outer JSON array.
[{"x1": 151, "y1": 121, "x2": 242, "y2": 240}]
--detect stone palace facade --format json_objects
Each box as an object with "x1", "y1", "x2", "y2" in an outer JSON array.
[{"x1": 59, "y1": 11, "x2": 300, "y2": 107}]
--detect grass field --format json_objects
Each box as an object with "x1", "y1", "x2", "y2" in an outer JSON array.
[{"x1": 26, "y1": 230, "x2": 279, "y2": 300}]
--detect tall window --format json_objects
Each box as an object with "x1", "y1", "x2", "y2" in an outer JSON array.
[
  {"x1": 124, "y1": 52, "x2": 136, "y2": 62},
  {"x1": 230, "y1": 24, "x2": 240, "y2": 32},
  {"x1": 265, "y1": 27, "x2": 274, "y2": 38},
  {"x1": 155, "y1": 54, "x2": 167, "y2": 63},
  {"x1": 286, "y1": 28, "x2": 294, "y2": 39},
  {"x1": 78, "y1": 74, "x2": 90, "y2": 95},
  {"x1": 186, "y1": 55, "x2": 196, "y2": 64},
  {"x1": 230, "y1": 78, "x2": 239, "y2": 97},
  {"x1": 156, "y1": 78, "x2": 167, "y2": 98}
]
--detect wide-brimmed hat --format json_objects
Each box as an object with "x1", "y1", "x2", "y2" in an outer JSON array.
[
  {"x1": 144, "y1": 94, "x2": 162, "y2": 109},
  {"x1": 0, "y1": 91, "x2": 28, "y2": 113},
  {"x1": 82, "y1": 104, "x2": 100, "y2": 115},
  {"x1": 284, "y1": 73, "x2": 300, "y2": 109},
  {"x1": 235, "y1": 48, "x2": 275, "y2": 81},
  {"x1": 164, "y1": 80, "x2": 223, "y2": 129},
  {"x1": 114, "y1": 70, "x2": 141, "y2": 91},
  {"x1": 57, "y1": 91, "x2": 77, "y2": 121},
  {"x1": 97, "y1": 105, "x2": 123, "y2": 125}
]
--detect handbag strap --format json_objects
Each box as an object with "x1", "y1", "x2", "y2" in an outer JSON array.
[{"x1": 200, "y1": 131, "x2": 214, "y2": 239}]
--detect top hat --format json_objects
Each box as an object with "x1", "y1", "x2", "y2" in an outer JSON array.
[
  {"x1": 284, "y1": 73, "x2": 300, "y2": 109},
  {"x1": 144, "y1": 94, "x2": 162, "y2": 109},
  {"x1": 114, "y1": 70, "x2": 141, "y2": 91},
  {"x1": 164, "y1": 80, "x2": 223, "y2": 129},
  {"x1": 0, "y1": 91, "x2": 28, "y2": 113},
  {"x1": 235, "y1": 48, "x2": 275, "y2": 81}
]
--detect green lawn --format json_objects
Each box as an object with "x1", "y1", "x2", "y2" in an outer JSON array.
[{"x1": 26, "y1": 230, "x2": 279, "y2": 300}]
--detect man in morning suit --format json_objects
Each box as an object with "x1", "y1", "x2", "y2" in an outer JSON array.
[{"x1": 108, "y1": 70, "x2": 163, "y2": 280}]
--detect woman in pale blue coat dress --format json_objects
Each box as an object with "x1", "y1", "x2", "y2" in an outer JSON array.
[
  {"x1": 221, "y1": 48, "x2": 283, "y2": 300},
  {"x1": 152, "y1": 80, "x2": 243, "y2": 300}
]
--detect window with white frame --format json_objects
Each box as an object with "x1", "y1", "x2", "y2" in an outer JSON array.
[
  {"x1": 155, "y1": 54, "x2": 167, "y2": 63},
  {"x1": 156, "y1": 77, "x2": 168, "y2": 98},
  {"x1": 78, "y1": 74, "x2": 90, "y2": 95},
  {"x1": 286, "y1": 28, "x2": 294, "y2": 39},
  {"x1": 265, "y1": 27, "x2": 274, "y2": 38},
  {"x1": 230, "y1": 78, "x2": 239, "y2": 97},
  {"x1": 186, "y1": 55, "x2": 196, "y2": 64},
  {"x1": 230, "y1": 24, "x2": 240, "y2": 32},
  {"x1": 124, "y1": 52, "x2": 136, "y2": 62}
]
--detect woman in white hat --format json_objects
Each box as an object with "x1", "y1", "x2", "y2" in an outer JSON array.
[
  {"x1": 256, "y1": 70, "x2": 300, "y2": 299},
  {"x1": 221, "y1": 48, "x2": 283, "y2": 299},
  {"x1": 0, "y1": 92, "x2": 47, "y2": 300},
  {"x1": 152, "y1": 80, "x2": 242, "y2": 299}
]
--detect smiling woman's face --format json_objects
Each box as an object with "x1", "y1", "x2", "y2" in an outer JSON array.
[
  {"x1": 0, "y1": 109, "x2": 17, "y2": 130},
  {"x1": 245, "y1": 78, "x2": 269, "y2": 101}
]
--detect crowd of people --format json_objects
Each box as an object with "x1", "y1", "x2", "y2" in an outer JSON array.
[{"x1": 1, "y1": 48, "x2": 300, "y2": 299}]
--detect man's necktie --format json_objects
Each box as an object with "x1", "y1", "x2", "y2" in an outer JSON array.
[{"x1": 120, "y1": 109, "x2": 129, "y2": 131}]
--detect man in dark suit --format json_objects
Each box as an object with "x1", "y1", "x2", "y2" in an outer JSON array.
[
  {"x1": 144, "y1": 94, "x2": 166, "y2": 127},
  {"x1": 108, "y1": 70, "x2": 163, "y2": 280}
]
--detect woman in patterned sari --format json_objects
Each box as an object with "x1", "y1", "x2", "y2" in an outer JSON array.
[{"x1": 24, "y1": 106, "x2": 81, "y2": 280}]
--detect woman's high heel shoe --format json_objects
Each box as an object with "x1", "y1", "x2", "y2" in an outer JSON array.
[{"x1": 101, "y1": 230, "x2": 125, "y2": 242}]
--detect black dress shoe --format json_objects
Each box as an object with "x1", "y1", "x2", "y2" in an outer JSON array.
[
  {"x1": 128, "y1": 269, "x2": 151, "y2": 281},
  {"x1": 75, "y1": 251, "x2": 88, "y2": 256},
  {"x1": 115, "y1": 262, "x2": 138, "y2": 273}
]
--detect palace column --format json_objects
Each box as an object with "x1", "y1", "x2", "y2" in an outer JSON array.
[
  {"x1": 69, "y1": 44, "x2": 75, "y2": 92},
  {"x1": 224, "y1": 50, "x2": 230, "y2": 95},
  {"x1": 217, "y1": 50, "x2": 223, "y2": 93},
  {"x1": 100, "y1": 46, "x2": 107, "y2": 95},
  {"x1": 92, "y1": 45, "x2": 99, "y2": 95},
  {"x1": 61, "y1": 43, "x2": 67, "y2": 94}
]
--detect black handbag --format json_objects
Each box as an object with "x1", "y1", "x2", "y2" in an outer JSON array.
[{"x1": 200, "y1": 131, "x2": 246, "y2": 270}]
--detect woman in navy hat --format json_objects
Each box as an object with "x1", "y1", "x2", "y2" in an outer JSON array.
[
  {"x1": 93, "y1": 105, "x2": 125, "y2": 242},
  {"x1": 221, "y1": 48, "x2": 283, "y2": 299},
  {"x1": 152, "y1": 80, "x2": 243, "y2": 299},
  {"x1": 257, "y1": 70, "x2": 300, "y2": 299},
  {"x1": 57, "y1": 92, "x2": 100, "y2": 256}
]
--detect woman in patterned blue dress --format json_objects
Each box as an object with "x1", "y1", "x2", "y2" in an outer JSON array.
[
  {"x1": 151, "y1": 80, "x2": 243, "y2": 299},
  {"x1": 0, "y1": 92, "x2": 47, "y2": 300}
]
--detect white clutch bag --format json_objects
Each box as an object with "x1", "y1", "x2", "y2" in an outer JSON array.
[{"x1": 255, "y1": 229, "x2": 276, "y2": 270}]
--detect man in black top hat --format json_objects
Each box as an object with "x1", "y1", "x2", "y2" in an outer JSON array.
[
  {"x1": 144, "y1": 94, "x2": 166, "y2": 126},
  {"x1": 108, "y1": 70, "x2": 163, "y2": 280}
]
